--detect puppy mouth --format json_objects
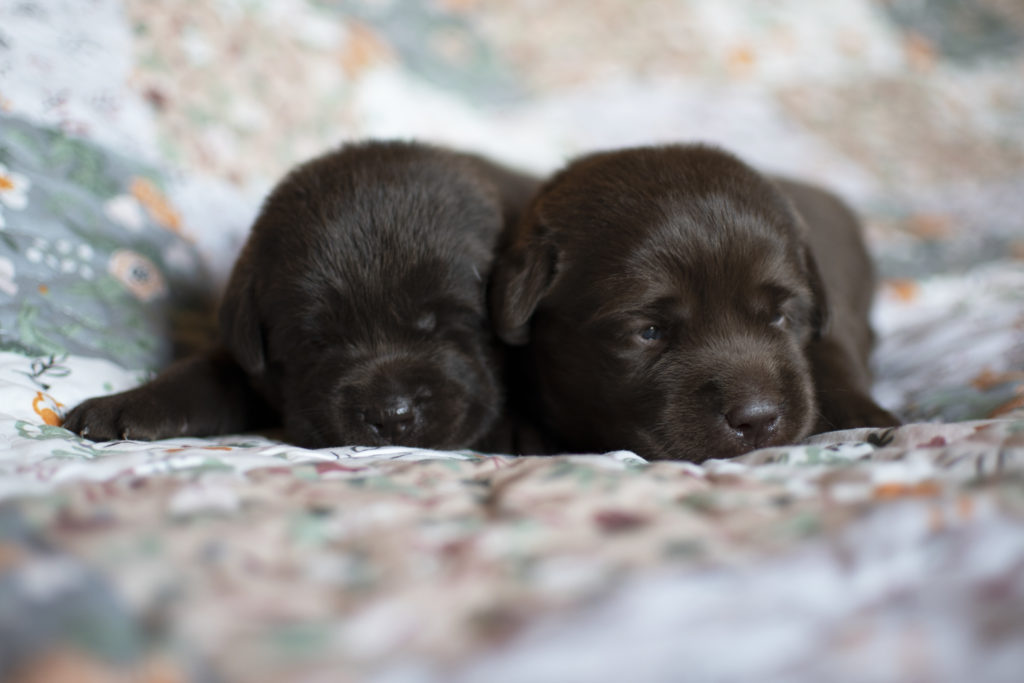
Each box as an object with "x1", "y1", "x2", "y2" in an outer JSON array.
[
  {"x1": 650, "y1": 427, "x2": 794, "y2": 462},
  {"x1": 288, "y1": 393, "x2": 472, "y2": 450},
  {"x1": 288, "y1": 368, "x2": 499, "y2": 450},
  {"x1": 640, "y1": 397, "x2": 812, "y2": 463}
]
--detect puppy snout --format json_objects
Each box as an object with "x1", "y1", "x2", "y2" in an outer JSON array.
[
  {"x1": 724, "y1": 400, "x2": 781, "y2": 449},
  {"x1": 362, "y1": 396, "x2": 417, "y2": 442}
]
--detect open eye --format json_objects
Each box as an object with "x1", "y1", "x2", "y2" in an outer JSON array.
[
  {"x1": 770, "y1": 311, "x2": 787, "y2": 328},
  {"x1": 638, "y1": 325, "x2": 663, "y2": 342}
]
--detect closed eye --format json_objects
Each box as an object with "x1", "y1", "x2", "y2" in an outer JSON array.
[
  {"x1": 764, "y1": 290, "x2": 815, "y2": 334},
  {"x1": 757, "y1": 284, "x2": 798, "y2": 328},
  {"x1": 414, "y1": 311, "x2": 437, "y2": 333},
  {"x1": 434, "y1": 302, "x2": 487, "y2": 333}
]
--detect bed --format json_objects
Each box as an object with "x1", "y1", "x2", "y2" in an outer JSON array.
[{"x1": 2, "y1": 1, "x2": 1023, "y2": 681}]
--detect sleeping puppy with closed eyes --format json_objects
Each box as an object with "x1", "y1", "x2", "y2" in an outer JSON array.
[
  {"x1": 65, "y1": 141, "x2": 539, "y2": 451},
  {"x1": 491, "y1": 144, "x2": 900, "y2": 462}
]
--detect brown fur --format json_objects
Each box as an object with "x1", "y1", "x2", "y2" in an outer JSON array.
[
  {"x1": 66, "y1": 141, "x2": 539, "y2": 450},
  {"x1": 491, "y1": 144, "x2": 899, "y2": 461}
]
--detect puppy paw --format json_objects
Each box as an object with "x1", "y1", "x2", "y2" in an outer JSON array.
[
  {"x1": 64, "y1": 391, "x2": 188, "y2": 442},
  {"x1": 819, "y1": 394, "x2": 901, "y2": 432}
]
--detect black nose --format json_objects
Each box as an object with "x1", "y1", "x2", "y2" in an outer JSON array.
[
  {"x1": 724, "y1": 400, "x2": 781, "y2": 448},
  {"x1": 363, "y1": 396, "x2": 417, "y2": 442}
]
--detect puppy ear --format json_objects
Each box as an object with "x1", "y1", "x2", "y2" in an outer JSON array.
[
  {"x1": 801, "y1": 245, "x2": 830, "y2": 338},
  {"x1": 218, "y1": 246, "x2": 266, "y2": 375},
  {"x1": 489, "y1": 222, "x2": 559, "y2": 346}
]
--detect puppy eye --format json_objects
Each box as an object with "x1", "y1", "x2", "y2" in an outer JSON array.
[
  {"x1": 638, "y1": 325, "x2": 663, "y2": 342},
  {"x1": 414, "y1": 312, "x2": 437, "y2": 333},
  {"x1": 770, "y1": 311, "x2": 787, "y2": 328}
]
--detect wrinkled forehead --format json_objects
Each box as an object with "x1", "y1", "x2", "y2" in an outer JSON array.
[
  {"x1": 569, "y1": 194, "x2": 808, "y2": 307},
  {"x1": 273, "y1": 250, "x2": 487, "y2": 336},
  {"x1": 351, "y1": 255, "x2": 486, "y2": 310}
]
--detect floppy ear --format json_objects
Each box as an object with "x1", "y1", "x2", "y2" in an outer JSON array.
[
  {"x1": 489, "y1": 220, "x2": 559, "y2": 346},
  {"x1": 777, "y1": 182, "x2": 831, "y2": 339},
  {"x1": 218, "y1": 245, "x2": 266, "y2": 375},
  {"x1": 801, "y1": 244, "x2": 830, "y2": 338}
]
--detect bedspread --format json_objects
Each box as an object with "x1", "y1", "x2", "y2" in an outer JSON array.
[{"x1": 2, "y1": 1, "x2": 1024, "y2": 681}]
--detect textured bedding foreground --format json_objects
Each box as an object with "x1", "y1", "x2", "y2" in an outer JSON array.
[
  {"x1": 1, "y1": 269, "x2": 1022, "y2": 682},
  {"x1": 3, "y1": 0, "x2": 1024, "y2": 681},
  {"x1": 2, "y1": 408, "x2": 1024, "y2": 682}
]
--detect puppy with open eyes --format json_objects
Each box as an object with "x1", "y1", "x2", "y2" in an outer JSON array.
[
  {"x1": 65, "y1": 141, "x2": 539, "y2": 451},
  {"x1": 491, "y1": 144, "x2": 900, "y2": 462}
]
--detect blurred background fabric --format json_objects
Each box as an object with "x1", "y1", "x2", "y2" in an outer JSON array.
[
  {"x1": 4, "y1": 0, "x2": 1023, "y2": 280},
  {"x1": 1, "y1": 1, "x2": 1023, "y2": 681}
]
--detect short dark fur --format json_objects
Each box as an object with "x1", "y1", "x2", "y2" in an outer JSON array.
[
  {"x1": 491, "y1": 144, "x2": 899, "y2": 462},
  {"x1": 66, "y1": 141, "x2": 539, "y2": 450}
]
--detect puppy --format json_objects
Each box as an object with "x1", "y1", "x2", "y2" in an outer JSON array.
[
  {"x1": 491, "y1": 144, "x2": 900, "y2": 462},
  {"x1": 65, "y1": 141, "x2": 539, "y2": 450}
]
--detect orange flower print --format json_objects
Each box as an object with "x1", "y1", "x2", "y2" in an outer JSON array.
[
  {"x1": 108, "y1": 249, "x2": 168, "y2": 302},
  {"x1": 340, "y1": 22, "x2": 393, "y2": 77},
  {"x1": 0, "y1": 162, "x2": 30, "y2": 229},
  {"x1": 33, "y1": 392, "x2": 65, "y2": 427},
  {"x1": 884, "y1": 279, "x2": 920, "y2": 302},
  {"x1": 130, "y1": 177, "x2": 183, "y2": 233},
  {"x1": 0, "y1": 162, "x2": 30, "y2": 210}
]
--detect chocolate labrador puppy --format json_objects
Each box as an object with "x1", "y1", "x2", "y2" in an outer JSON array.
[
  {"x1": 65, "y1": 141, "x2": 539, "y2": 450},
  {"x1": 491, "y1": 144, "x2": 899, "y2": 461}
]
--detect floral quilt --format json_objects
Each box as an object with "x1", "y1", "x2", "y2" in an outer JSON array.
[{"x1": 1, "y1": 1, "x2": 1023, "y2": 682}]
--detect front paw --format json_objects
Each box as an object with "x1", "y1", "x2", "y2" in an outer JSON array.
[
  {"x1": 64, "y1": 390, "x2": 188, "y2": 442},
  {"x1": 818, "y1": 394, "x2": 901, "y2": 433}
]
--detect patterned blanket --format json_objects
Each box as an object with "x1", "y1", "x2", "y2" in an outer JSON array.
[{"x1": 1, "y1": 1, "x2": 1023, "y2": 681}]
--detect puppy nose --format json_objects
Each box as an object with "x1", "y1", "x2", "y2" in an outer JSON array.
[
  {"x1": 363, "y1": 396, "x2": 416, "y2": 442},
  {"x1": 724, "y1": 401, "x2": 781, "y2": 448}
]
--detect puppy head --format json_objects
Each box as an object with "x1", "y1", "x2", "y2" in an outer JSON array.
[
  {"x1": 492, "y1": 145, "x2": 827, "y2": 462},
  {"x1": 220, "y1": 142, "x2": 507, "y2": 449}
]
